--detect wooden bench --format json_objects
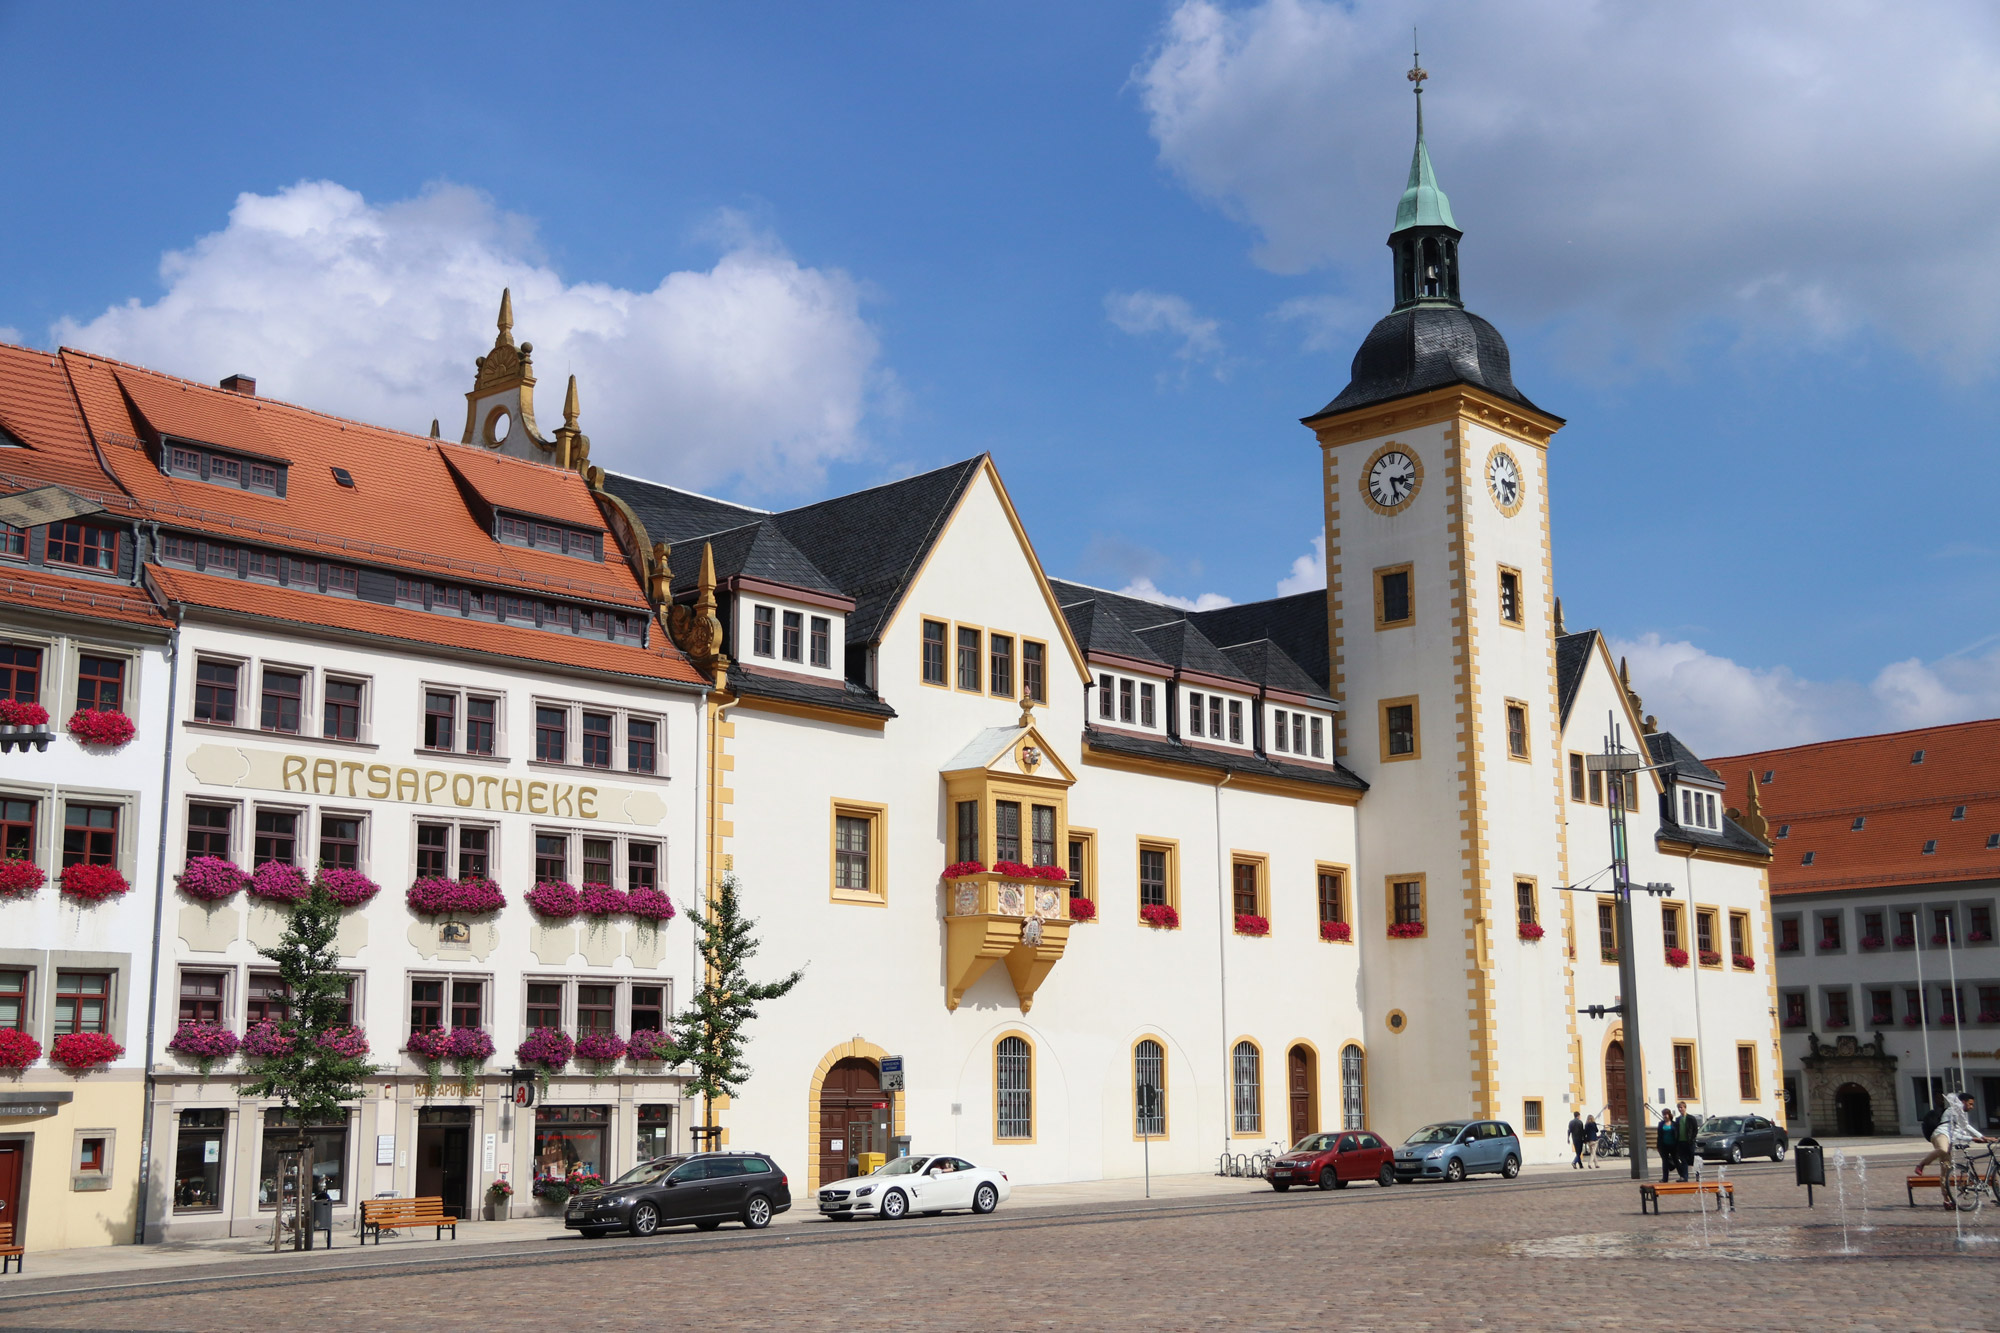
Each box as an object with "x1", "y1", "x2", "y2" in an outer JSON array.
[
  {"x1": 0, "y1": 1219, "x2": 21, "y2": 1274},
  {"x1": 1907, "y1": 1174, "x2": 1944, "y2": 1206},
  {"x1": 360, "y1": 1196, "x2": 458, "y2": 1244},
  {"x1": 1639, "y1": 1181, "x2": 1734, "y2": 1215}
]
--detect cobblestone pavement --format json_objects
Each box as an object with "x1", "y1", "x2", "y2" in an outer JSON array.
[{"x1": 5, "y1": 1158, "x2": 1991, "y2": 1332}]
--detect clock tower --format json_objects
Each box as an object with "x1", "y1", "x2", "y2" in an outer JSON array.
[{"x1": 1301, "y1": 54, "x2": 1574, "y2": 1135}]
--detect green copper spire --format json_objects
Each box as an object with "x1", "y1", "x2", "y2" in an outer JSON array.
[{"x1": 1391, "y1": 43, "x2": 1457, "y2": 235}]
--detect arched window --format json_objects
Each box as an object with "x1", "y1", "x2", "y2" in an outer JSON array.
[
  {"x1": 1341, "y1": 1044, "x2": 1366, "y2": 1129},
  {"x1": 1232, "y1": 1041, "x2": 1262, "y2": 1134},
  {"x1": 1134, "y1": 1039, "x2": 1166, "y2": 1136},
  {"x1": 995, "y1": 1036, "x2": 1032, "y2": 1140}
]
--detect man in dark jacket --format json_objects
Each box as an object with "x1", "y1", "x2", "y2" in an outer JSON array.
[
  {"x1": 1673, "y1": 1102, "x2": 1701, "y2": 1181},
  {"x1": 1567, "y1": 1111, "x2": 1587, "y2": 1168}
]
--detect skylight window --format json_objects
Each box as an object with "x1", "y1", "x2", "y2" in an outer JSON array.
[
  {"x1": 1851, "y1": 817, "x2": 1865, "y2": 831},
  {"x1": 1912, "y1": 749, "x2": 1926, "y2": 764},
  {"x1": 1922, "y1": 840, "x2": 1938, "y2": 855},
  {"x1": 1777, "y1": 824, "x2": 1790, "y2": 838},
  {"x1": 1802, "y1": 852, "x2": 1816, "y2": 865},
  {"x1": 1762, "y1": 770, "x2": 1774, "y2": 784},
  {"x1": 1952, "y1": 805, "x2": 1967, "y2": 820}
]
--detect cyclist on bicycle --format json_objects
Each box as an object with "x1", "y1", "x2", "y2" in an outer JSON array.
[{"x1": 1926, "y1": 1092, "x2": 1995, "y2": 1171}]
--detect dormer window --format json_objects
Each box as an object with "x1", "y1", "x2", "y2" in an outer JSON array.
[
  {"x1": 1678, "y1": 787, "x2": 1719, "y2": 831},
  {"x1": 0, "y1": 521, "x2": 22, "y2": 559},
  {"x1": 46, "y1": 521, "x2": 118, "y2": 571},
  {"x1": 164, "y1": 440, "x2": 285, "y2": 496},
  {"x1": 495, "y1": 513, "x2": 600, "y2": 561}
]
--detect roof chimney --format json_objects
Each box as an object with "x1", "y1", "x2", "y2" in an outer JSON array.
[{"x1": 219, "y1": 374, "x2": 257, "y2": 397}]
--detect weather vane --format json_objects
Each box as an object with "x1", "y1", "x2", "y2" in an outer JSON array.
[{"x1": 1407, "y1": 30, "x2": 1426, "y2": 134}]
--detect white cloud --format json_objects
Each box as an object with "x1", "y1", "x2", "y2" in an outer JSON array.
[
  {"x1": 1136, "y1": 1, "x2": 2000, "y2": 373},
  {"x1": 51, "y1": 181, "x2": 887, "y2": 493},
  {"x1": 1117, "y1": 577, "x2": 1235, "y2": 612},
  {"x1": 1613, "y1": 632, "x2": 2000, "y2": 757},
  {"x1": 1275, "y1": 532, "x2": 1325, "y2": 595},
  {"x1": 1105, "y1": 289, "x2": 1227, "y2": 377}
]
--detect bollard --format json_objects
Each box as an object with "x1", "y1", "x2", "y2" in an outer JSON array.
[{"x1": 1794, "y1": 1136, "x2": 1825, "y2": 1207}]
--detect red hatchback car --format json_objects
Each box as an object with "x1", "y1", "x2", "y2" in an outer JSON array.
[{"x1": 1266, "y1": 1130, "x2": 1396, "y2": 1191}]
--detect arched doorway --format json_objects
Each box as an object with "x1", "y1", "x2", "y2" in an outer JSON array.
[
  {"x1": 819, "y1": 1057, "x2": 885, "y2": 1187},
  {"x1": 1287, "y1": 1045, "x2": 1318, "y2": 1143},
  {"x1": 1605, "y1": 1041, "x2": 1628, "y2": 1130},
  {"x1": 1834, "y1": 1082, "x2": 1873, "y2": 1136}
]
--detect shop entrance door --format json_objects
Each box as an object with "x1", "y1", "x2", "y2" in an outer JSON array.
[
  {"x1": 0, "y1": 1143, "x2": 21, "y2": 1251},
  {"x1": 415, "y1": 1109, "x2": 472, "y2": 1219}
]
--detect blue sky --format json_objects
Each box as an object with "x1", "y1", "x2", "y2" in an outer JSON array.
[{"x1": 2, "y1": 1, "x2": 1996, "y2": 752}]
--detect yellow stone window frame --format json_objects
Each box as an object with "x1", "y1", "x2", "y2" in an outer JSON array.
[{"x1": 828, "y1": 799, "x2": 887, "y2": 907}]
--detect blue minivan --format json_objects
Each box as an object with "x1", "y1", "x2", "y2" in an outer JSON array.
[{"x1": 1393, "y1": 1120, "x2": 1522, "y2": 1182}]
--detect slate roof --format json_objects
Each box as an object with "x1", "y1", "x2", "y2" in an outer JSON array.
[
  {"x1": 726, "y1": 663, "x2": 896, "y2": 720},
  {"x1": 1308, "y1": 304, "x2": 1554, "y2": 422},
  {"x1": 1555, "y1": 629, "x2": 1597, "y2": 724},
  {"x1": 1219, "y1": 639, "x2": 1337, "y2": 706},
  {"x1": 670, "y1": 520, "x2": 843, "y2": 600},
  {"x1": 1645, "y1": 731, "x2": 1723, "y2": 786},
  {"x1": 1131, "y1": 618, "x2": 1246, "y2": 683},
  {"x1": 1655, "y1": 808, "x2": 1772, "y2": 860},
  {"x1": 1082, "y1": 725, "x2": 1367, "y2": 793},
  {"x1": 1708, "y1": 718, "x2": 2000, "y2": 896},
  {"x1": 608, "y1": 458, "x2": 984, "y2": 647},
  {"x1": 602, "y1": 474, "x2": 767, "y2": 547},
  {"x1": 1188, "y1": 592, "x2": 1330, "y2": 695},
  {"x1": 1058, "y1": 597, "x2": 1164, "y2": 666},
  {"x1": 1048, "y1": 578, "x2": 1262, "y2": 688}
]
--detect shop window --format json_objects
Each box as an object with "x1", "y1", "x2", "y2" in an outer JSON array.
[
  {"x1": 259, "y1": 1111, "x2": 348, "y2": 1208},
  {"x1": 637, "y1": 1104, "x2": 674, "y2": 1161},
  {"x1": 535, "y1": 1105, "x2": 609, "y2": 1182},
  {"x1": 175, "y1": 1108, "x2": 228, "y2": 1212}
]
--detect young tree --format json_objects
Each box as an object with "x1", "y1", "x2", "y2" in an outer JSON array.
[
  {"x1": 241, "y1": 877, "x2": 375, "y2": 1249},
  {"x1": 662, "y1": 871, "x2": 803, "y2": 1138}
]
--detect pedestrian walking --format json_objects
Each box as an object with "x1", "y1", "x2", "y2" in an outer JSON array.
[
  {"x1": 1583, "y1": 1115, "x2": 1601, "y2": 1168},
  {"x1": 1656, "y1": 1108, "x2": 1676, "y2": 1183},
  {"x1": 1567, "y1": 1110, "x2": 1586, "y2": 1168}
]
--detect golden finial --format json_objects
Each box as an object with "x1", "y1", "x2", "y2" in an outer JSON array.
[
  {"x1": 496, "y1": 288, "x2": 515, "y2": 347},
  {"x1": 1618, "y1": 656, "x2": 1630, "y2": 688},
  {"x1": 1017, "y1": 697, "x2": 1035, "y2": 730},
  {"x1": 1738, "y1": 768, "x2": 1771, "y2": 842},
  {"x1": 563, "y1": 375, "x2": 580, "y2": 429},
  {"x1": 1553, "y1": 596, "x2": 1565, "y2": 634}
]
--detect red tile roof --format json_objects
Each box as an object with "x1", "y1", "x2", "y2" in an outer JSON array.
[
  {"x1": 0, "y1": 562, "x2": 168, "y2": 629},
  {"x1": 0, "y1": 344, "x2": 131, "y2": 496},
  {"x1": 1709, "y1": 718, "x2": 2000, "y2": 895},
  {"x1": 147, "y1": 565, "x2": 702, "y2": 687},
  {"x1": 55, "y1": 349, "x2": 643, "y2": 606},
  {"x1": 438, "y1": 443, "x2": 606, "y2": 531}
]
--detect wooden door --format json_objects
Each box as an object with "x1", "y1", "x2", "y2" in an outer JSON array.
[
  {"x1": 1605, "y1": 1042, "x2": 1628, "y2": 1130},
  {"x1": 0, "y1": 1143, "x2": 20, "y2": 1249},
  {"x1": 1288, "y1": 1046, "x2": 1314, "y2": 1143},
  {"x1": 818, "y1": 1057, "x2": 881, "y2": 1187}
]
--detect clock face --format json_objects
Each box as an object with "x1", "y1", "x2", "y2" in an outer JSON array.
[
  {"x1": 1367, "y1": 450, "x2": 1420, "y2": 510},
  {"x1": 1486, "y1": 447, "x2": 1524, "y2": 516}
]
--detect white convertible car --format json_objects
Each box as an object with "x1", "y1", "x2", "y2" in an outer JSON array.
[{"x1": 817, "y1": 1154, "x2": 1010, "y2": 1220}]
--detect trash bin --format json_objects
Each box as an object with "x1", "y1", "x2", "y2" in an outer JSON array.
[
  {"x1": 1794, "y1": 1137, "x2": 1824, "y2": 1187},
  {"x1": 308, "y1": 1198, "x2": 333, "y2": 1249}
]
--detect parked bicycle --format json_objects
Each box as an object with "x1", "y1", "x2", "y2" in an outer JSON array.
[{"x1": 1943, "y1": 1142, "x2": 2000, "y2": 1213}]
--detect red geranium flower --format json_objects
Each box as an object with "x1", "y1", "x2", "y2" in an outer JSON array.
[
  {"x1": 1320, "y1": 919, "x2": 1351, "y2": 943},
  {"x1": 66, "y1": 709, "x2": 136, "y2": 747},
  {"x1": 61, "y1": 862, "x2": 130, "y2": 903},
  {"x1": 1067, "y1": 896, "x2": 1097, "y2": 922}
]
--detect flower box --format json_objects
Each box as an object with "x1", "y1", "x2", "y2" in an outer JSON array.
[
  {"x1": 943, "y1": 861, "x2": 987, "y2": 879},
  {"x1": 1859, "y1": 936, "x2": 1885, "y2": 951},
  {"x1": 627, "y1": 886, "x2": 676, "y2": 923},
  {"x1": 1979, "y1": 1011, "x2": 2000, "y2": 1024},
  {"x1": 1893, "y1": 935, "x2": 1915, "y2": 947},
  {"x1": 317, "y1": 1026, "x2": 370, "y2": 1059},
  {"x1": 1777, "y1": 942, "x2": 1799, "y2": 953},
  {"x1": 240, "y1": 1020, "x2": 295, "y2": 1059},
  {"x1": 627, "y1": 1028, "x2": 674, "y2": 1062},
  {"x1": 1933, "y1": 934, "x2": 1952, "y2": 946},
  {"x1": 1517, "y1": 922, "x2": 1546, "y2": 941},
  {"x1": 516, "y1": 1027, "x2": 574, "y2": 1073},
  {"x1": 319, "y1": 868, "x2": 381, "y2": 908},
  {"x1": 1233, "y1": 913, "x2": 1270, "y2": 937},
  {"x1": 575, "y1": 1032, "x2": 628, "y2": 1070},
  {"x1": 1824, "y1": 1019, "x2": 1850, "y2": 1029},
  {"x1": 993, "y1": 861, "x2": 1069, "y2": 882},
  {"x1": 1901, "y1": 1015, "x2": 1922, "y2": 1027},
  {"x1": 1139, "y1": 904, "x2": 1179, "y2": 929},
  {"x1": 1731, "y1": 952, "x2": 1755, "y2": 970},
  {"x1": 577, "y1": 884, "x2": 630, "y2": 918},
  {"x1": 1068, "y1": 896, "x2": 1097, "y2": 922},
  {"x1": 176, "y1": 856, "x2": 246, "y2": 903},
  {"x1": 167, "y1": 1020, "x2": 240, "y2": 1073},
  {"x1": 1664, "y1": 947, "x2": 1690, "y2": 967},
  {"x1": 0, "y1": 859, "x2": 45, "y2": 899},
  {"x1": 0, "y1": 1028, "x2": 42, "y2": 1070},
  {"x1": 407, "y1": 875, "x2": 503, "y2": 916},
  {"x1": 1601, "y1": 948, "x2": 1622, "y2": 963},
  {"x1": 1320, "y1": 919, "x2": 1351, "y2": 943},
  {"x1": 0, "y1": 701, "x2": 52, "y2": 754},
  {"x1": 1972, "y1": 931, "x2": 1993, "y2": 943},
  {"x1": 49, "y1": 1031, "x2": 123, "y2": 1071},
  {"x1": 248, "y1": 861, "x2": 310, "y2": 904},
  {"x1": 1698, "y1": 950, "x2": 1723, "y2": 967},
  {"x1": 60, "y1": 862, "x2": 129, "y2": 903},
  {"x1": 1387, "y1": 922, "x2": 1425, "y2": 939},
  {"x1": 66, "y1": 708, "x2": 136, "y2": 748},
  {"x1": 525, "y1": 880, "x2": 582, "y2": 919},
  {"x1": 1781, "y1": 1017, "x2": 1805, "y2": 1028}
]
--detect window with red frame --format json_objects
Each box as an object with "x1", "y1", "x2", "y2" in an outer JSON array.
[
  {"x1": 535, "y1": 707, "x2": 566, "y2": 763},
  {"x1": 423, "y1": 692, "x2": 456, "y2": 751},
  {"x1": 451, "y1": 979, "x2": 483, "y2": 1029},
  {"x1": 46, "y1": 521, "x2": 116, "y2": 571},
  {"x1": 252, "y1": 809, "x2": 296, "y2": 867},
  {"x1": 580, "y1": 712, "x2": 612, "y2": 768},
  {"x1": 415, "y1": 823, "x2": 450, "y2": 878},
  {"x1": 409, "y1": 980, "x2": 443, "y2": 1033},
  {"x1": 631, "y1": 985, "x2": 664, "y2": 1033},
  {"x1": 0, "y1": 521, "x2": 22, "y2": 558},
  {"x1": 1, "y1": 797, "x2": 34, "y2": 862},
  {"x1": 466, "y1": 697, "x2": 497, "y2": 755},
  {"x1": 0, "y1": 968, "x2": 27, "y2": 1031},
  {"x1": 179, "y1": 970, "x2": 225, "y2": 1023},
  {"x1": 534, "y1": 833, "x2": 566, "y2": 883},
  {"x1": 627, "y1": 718, "x2": 656, "y2": 773},
  {"x1": 0, "y1": 644, "x2": 41, "y2": 703},
  {"x1": 324, "y1": 565, "x2": 358, "y2": 596},
  {"x1": 247, "y1": 972, "x2": 290, "y2": 1024},
  {"x1": 576, "y1": 984, "x2": 614, "y2": 1033},
  {"x1": 54, "y1": 971, "x2": 109, "y2": 1035},
  {"x1": 525, "y1": 982, "x2": 562, "y2": 1030},
  {"x1": 75, "y1": 655, "x2": 124, "y2": 713},
  {"x1": 62, "y1": 803, "x2": 117, "y2": 866},
  {"x1": 78, "y1": 1137, "x2": 105, "y2": 1174},
  {"x1": 318, "y1": 815, "x2": 359, "y2": 871},
  {"x1": 581, "y1": 837, "x2": 613, "y2": 886},
  {"x1": 1318, "y1": 870, "x2": 1344, "y2": 925},
  {"x1": 627, "y1": 841, "x2": 658, "y2": 891},
  {"x1": 192, "y1": 660, "x2": 238, "y2": 725},
  {"x1": 457, "y1": 827, "x2": 489, "y2": 880},
  {"x1": 185, "y1": 803, "x2": 231, "y2": 860},
  {"x1": 322, "y1": 679, "x2": 362, "y2": 740},
  {"x1": 259, "y1": 670, "x2": 301, "y2": 734}
]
